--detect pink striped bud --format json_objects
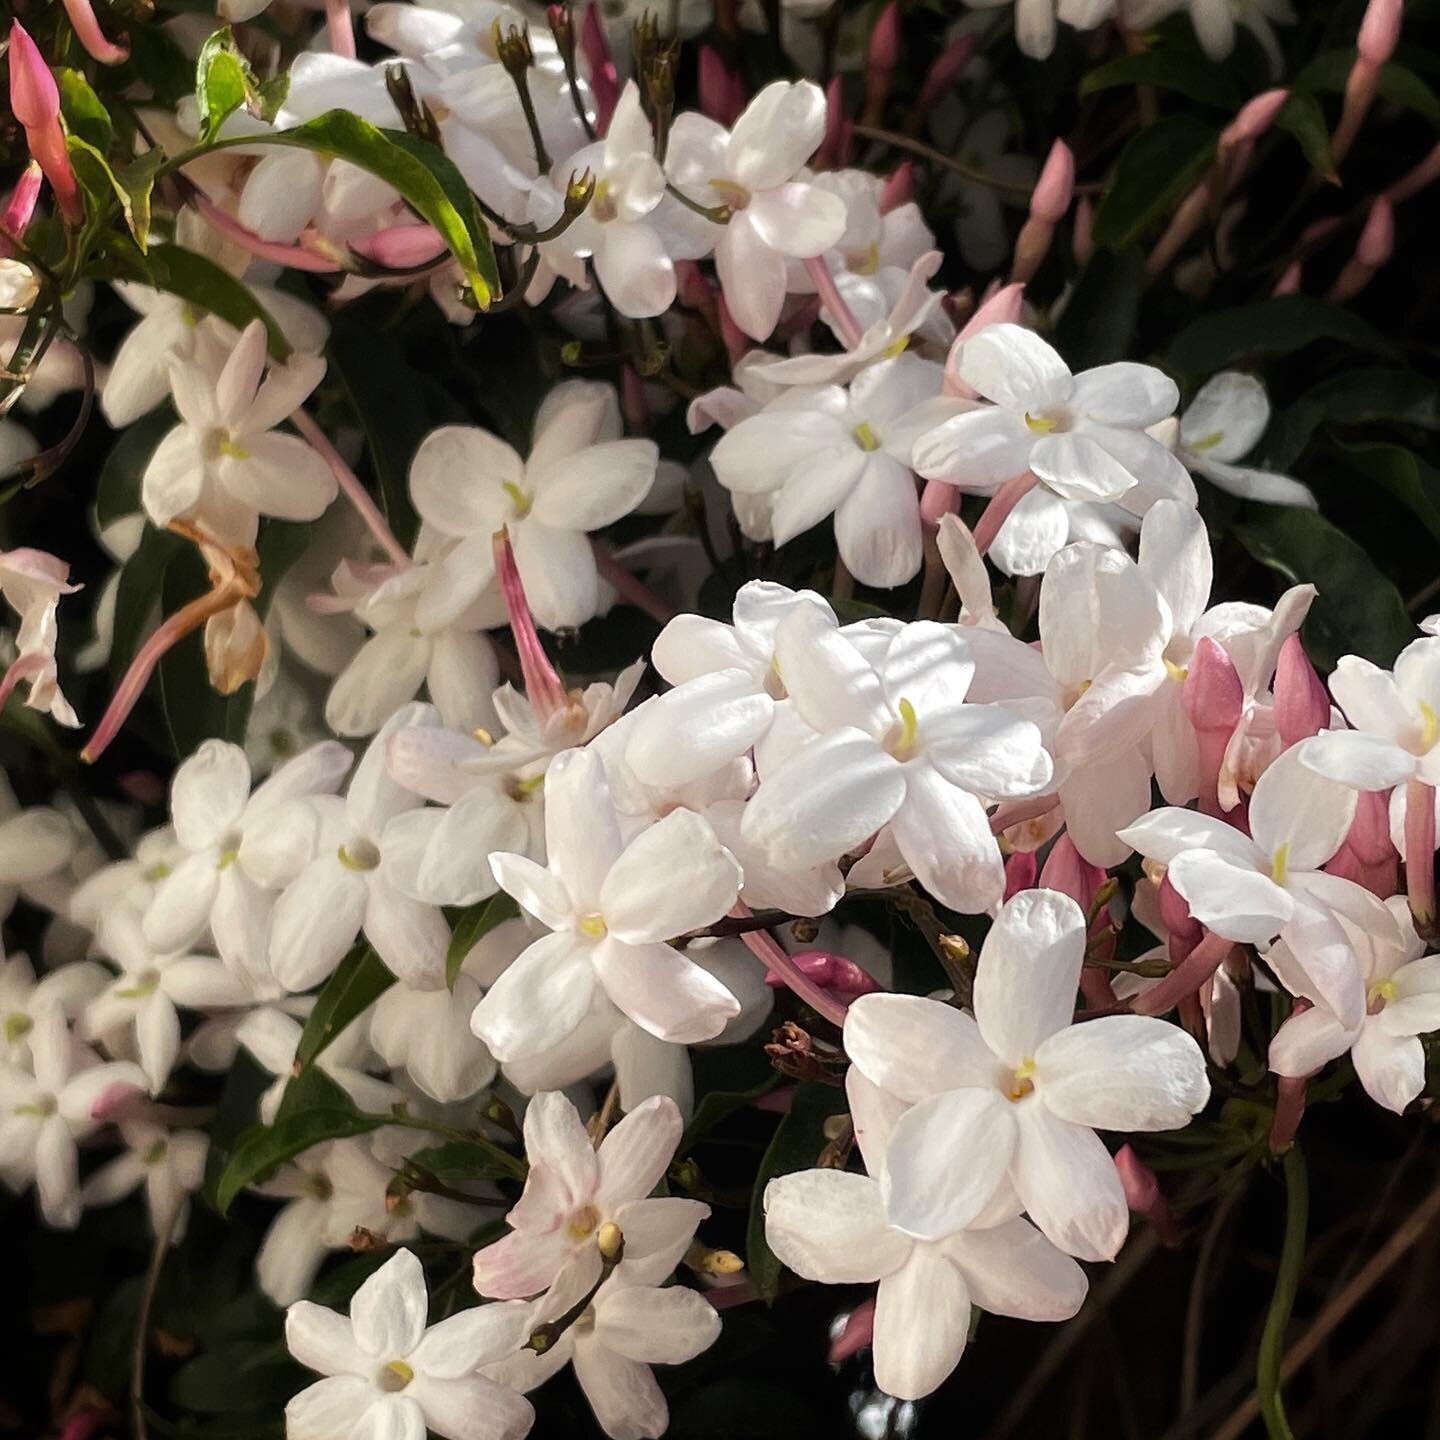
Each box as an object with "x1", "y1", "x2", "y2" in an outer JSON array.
[
  {"x1": 1273, "y1": 634, "x2": 1330, "y2": 745},
  {"x1": 1358, "y1": 0, "x2": 1403, "y2": 66},
  {"x1": 816, "y1": 75, "x2": 851, "y2": 169},
  {"x1": 8, "y1": 23, "x2": 84, "y2": 227},
  {"x1": 1029, "y1": 139, "x2": 1075, "y2": 224},
  {"x1": 919, "y1": 478, "x2": 961, "y2": 526},
  {"x1": 878, "y1": 162, "x2": 914, "y2": 214},
  {"x1": 351, "y1": 222, "x2": 447, "y2": 268}
]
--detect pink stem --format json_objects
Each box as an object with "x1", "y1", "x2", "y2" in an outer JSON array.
[
  {"x1": 591, "y1": 541, "x2": 675, "y2": 625},
  {"x1": 988, "y1": 794, "x2": 1059, "y2": 836},
  {"x1": 1405, "y1": 778, "x2": 1436, "y2": 932},
  {"x1": 1130, "y1": 928, "x2": 1232, "y2": 1017},
  {"x1": 731, "y1": 904, "x2": 850, "y2": 1029},
  {"x1": 802, "y1": 255, "x2": 865, "y2": 351},
  {"x1": 289, "y1": 410, "x2": 410, "y2": 569},
  {"x1": 1269, "y1": 1074, "x2": 1307, "y2": 1153},
  {"x1": 971, "y1": 471, "x2": 1040, "y2": 556},
  {"x1": 493, "y1": 529, "x2": 568, "y2": 719},
  {"x1": 325, "y1": 0, "x2": 356, "y2": 56},
  {"x1": 193, "y1": 196, "x2": 343, "y2": 273}
]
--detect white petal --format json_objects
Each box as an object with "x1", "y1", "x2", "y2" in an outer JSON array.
[
  {"x1": 872, "y1": 1249, "x2": 972, "y2": 1401},
  {"x1": 1352, "y1": 1026, "x2": 1425, "y2": 1114},
  {"x1": 592, "y1": 1282, "x2": 723, "y2": 1365},
  {"x1": 171, "y1": 740, "x2": 251, "y2": 852},
  {"x1": 350, "y1": 1247, "x2": 429, "y2": 1358},
  {"x1": 844, "y1": 993, "x2": 997, "y2": 1102},
  {"x1": 945, "y1": 1215, "x2": 1088, "y2": 1321},
  {"x1": 1011, "y1": 1104, "x2": 1129, "y2": 1262},
  {"x1": 592, "y1": 939, "x2": 740, "y2": 1044},
  {"x1": 762, "y1": 1168, "x2": 908, "y2": 1283},
  {"x1": 596, "y1": 1094, "x2": 683, "y2": 1210},
  {"x1": 601, "y1": 809, "x2": 741, "y2": 943},
  {"x1": 530, "y1": 439, "x2": 658, "y2": 532},
  {"x1": 409, "y1": 427, "x2": 519, "y2": 538},
  {"x1": 469, "y1": 932, "x2": 595, "y2": 1062},
  {"x1": 285, "y1": 1300, "x2": 367, "y2": 1377},
  {"x1": 1168, "y1": 851, "x2": 1292, "y2": 944},
  {"x1": 1249, "y1": 744, "x2": 1358, "y2": 872},
  {"x1": 959, "y1": 325, "x2": 1071, "y2": 412},
  {"x1": 890, "y1": 762, "x2": 1003, "y2": 913}
]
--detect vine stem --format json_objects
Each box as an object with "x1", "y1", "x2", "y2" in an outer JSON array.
[
  {"x1": 291, "y1": 409, "x2": 410, "y2": 569},
  {"x1": 131, "y1": 1200, "x2": 182, "y2": 1440},
  {"x1": 1257, "y1": 1144, "x2": 1308, "y2": 1440}
]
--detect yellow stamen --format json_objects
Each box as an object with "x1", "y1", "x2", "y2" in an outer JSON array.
[
  {"x1": 1421, "y1": 701, "x2": 1439, "y2": 750},
  {"x1": 144, "y1": 862, "x2": 172, "y2": 883},
  {"x1": 880, "y1": 335, "x2": 910, "y2": 359},
  {"x1": 596, "y1": 1221, "x2": 624, "y2": 1261},
  {"x1": 578, "y1": 913, "x2": 607, "y2": 939},
  {"x1": 386, "y1": 1359, "x2": 414, "y2": 1386},
  {"x1": 1164, "y1": 659, "x2": 1189, "y2": 682},
  {"x1": 116, "y1": 972, "x2": 160, "y2": 999},
  {"x1": 853, "y1": 420, "x2": 880, "y2": 452},
  {"x1": 337, "y1": 841, "x2": 381, "y2": 872},
  {"x1": 568, "y1": 1204, "x2": 600, "y2": 1239},
  {"x1": 850, "y1": 242, "x2": 881, "y2": 276},
  {"x1": 1024, "y1": 412, "x2": 1056, "y2": 434},
  {"x1": 472, "y1": 727, "x2": 495, "y2": 746},
  {"x1": 217, "y1": 847, "x2": 239, "y2": 871},
  {"x1": 1368, "y1": 978, "x2": 1399, "y2": 1012},
  {"x1": 4, "y1": 1012, "x2": 32, "y2": 1045},
  {"x1": 1006, "y1": 1058, "x2": 1037, "y2": 1102},
  {"x1": 218, "y1": 434, "x2": 249, "y2": 461},
  {"x1": 144, "y1": 1140, "x2": 168, "y2": 1165},
  {"x1": 1270, "y1": 842, "x2": 1290, "y2": 887},
  {"x1": 502, "y1": 480, "x2": 533, "y2": 518},
  {"x1": 1188, "y1": 430, "x2": 1225, "y2": 452}
]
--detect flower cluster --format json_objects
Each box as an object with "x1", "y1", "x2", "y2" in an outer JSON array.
[{"x1": 0, "y1": 0, "x2": 1434, "y2": 1435}]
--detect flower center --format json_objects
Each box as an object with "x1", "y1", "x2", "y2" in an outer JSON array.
[
  {"x1": 338, "y1": 838, "x2": 382, "y2": 872},
  {"x1": 568, "y1": 1203, "x2": 600, "y2": 1240},
  {"x1": 16, "y1": 1093, "x2": 57, "y2": 1118},
  {"x1": 1420, "y1": 701, "x2": 1440, "y2": 752},
  {"x1": 144, "y1": 1140, "x2": 168, "y2": 1165},
  {"x1": 591, "y1": 177, "x2": 617, "y2": 223},
  {"x1": 116, "y1": 969, "x2": 161, "y2": 1000},
  {"x1": 1270, "y1": 843, "x2": 1290, "y2": 887},
  {"x1": 884, "y1": 697, "x2": 920, "y2": 761},
  {"x1": 847, "y1": 242, "x2": 881, "y2": 276},
  {"x1": 378, "y1": 1359, "x2": 414, "y2": 1392},
  {"x1": 707, "y1": 178, "x2": 750, "y2": 211},
  {"x1": 1367, "y1": 978, "x2": 1398, "y2": 1014},
  {"x1": 1188, "y1": 429, "x2": 1225, "y2": 452},
  {"x1": 1005, "y1": 1058, "x2": 1037, "y2": 1102},
  {"x1": 4, "y1": 1012, "x2": 32, "y2": 1046},
  {"x1": 217, "y1": 832, "x2": 242, "y2": 870},
  {"x1": 578, "y1": 913, "x2": 607, "y2": 939},
  {"x1": 853, "y1": 420, "x2": 881, "y2": 452},
  {"x1": 1164, "y1": 659, "x2": 1189, "y2": 682},
  {"x1": 502, "y1": 480, "x2": 534, "y2": 519}
]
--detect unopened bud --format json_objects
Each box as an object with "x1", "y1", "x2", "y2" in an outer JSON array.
[
  {"x1": 938, "y1": 933, "x2": 970, "y2": 964},
  {"x1": 686, "y1": 1240, "x2": 744, "y2": 1276},
  {"x1": 349, "y1": 1226, "x2": 385, "y2": 1251},
  {"x1": 1356, "y1": 193, "x2": 1395, "y2": 267},
  {"x1": 1183, "y1": 637, "x2": 1244, "y2": 735},
  {"x1": 1273, "y1": 633, "x2": 1330, "y2": 745},
  {"x1": 1357, "y1": 0, "x2": 1403, "y2": 66},
  {"x1": 596, "y1": 1221, "x2": 624, "y2": 1263},
  {"x1": 878, "y1": 162, "x2": 914, "y2": 214},
  {"x1": 1029, "y1": 139, "x2": 1075, "y2": 225},
  {"x1": 492, "y1": 18, "x2": 534, "y2": 73}
]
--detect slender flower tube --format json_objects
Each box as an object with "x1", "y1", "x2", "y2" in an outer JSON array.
[
  {"x1": 1332, "y1": 0, "x2": 1403, "y2": 165},
  {"x1": 493, "y1": 527, "x2": 568, "y2": 724},
  {"x1": 579, "y1": 3, "x2": 619, "y2": 133},
  {"x1": 1131, "y1": 928, "x2": 1234, "y2": 1018},
  {"x1": 289, "y1": 410, "x2": 409, "y2": 568},
  {"x1": 829, "y1": 1299, "x2": 877, "y2": 1363},
  {"x1": 7, "y1": 24, "x2": 84, "y2": 227},
  {"x1": 60, "y1": 0, "x2": 128, "y2": 63},
  {"x1": 1115, "y1": 1145, "x2": 1179, "y2": 1245},
  {"x1": 862, "y1": 2, "x2": 900, "y2": 126},
  {"x1": 731, "y1": 905, "x2": 850, "y2": 1029},
  {"x1": 802, "y1": 255, "x2": 865, "y2": 350},
  {"x1": 1273, "y1": 634, "x2": 1330, "y2": 746},
  {"x1": 1328, "y1": 196, "x2": 1394, "y2": 302},
  {"x1": 1011, "y1": 140, "x2": 1073, "y2": 284},
  {"x1": 970, "y1": 470, "x2": 1040, "y2": 557},
  {"x1": 763, "y1": 950, "x2": 883, "y2": 1005},
  {"x1": 1405, "y1": 778, "x2": 1436, "y2": 934}
]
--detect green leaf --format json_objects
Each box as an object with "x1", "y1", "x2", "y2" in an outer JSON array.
[
  {"x1": 1165, "y1": 296, "x2": 1394, "y2": 376},
  {"x1": 134, "y1": 244, "x2": 292, "y2": 358},
  {"x1": 168, "y1": 1343, "x2": 302, "y2": 1414},
  {"x1": 404, "y1": 1139, "x2": 527, "y2": 1182},
  {"x1": 195, "y1": 27, "x2": 289, "y2": 143},
  {"x1": 1080, "y1": 48, "x2": 1242, "y2": 108},
  {"x1": 447, "y1": 893, "x2": 521, "y2": 989},
  {"x1": 275, "y1": 1063, "x2": 355, "y2": 1123},
  {"x1": 1052, "y1": 247, "x2": 1145, "y2": 369},
  {"x1": 97, "y1": 408, "x2": 171, "y2": 528},
  {"x1": 58, "y1": 69, "x2": 114, "y2": 151},
  {"x1": 1262, "y1": 370, "x2": 1440, "y2": 469},
  {"x1": 295, "y1": 945, "x2": 395, "y2": 1068},
  {"x1": 1232, "y1": 507, "x2": 1413, "y2": 670},
  {"x1": 109, "y1": 525, "x2": 185, "y2": 677},
  {"x1": 1091, "y1": 117, "x2": 1217, "y2": 252},
  {"x1": 116, "y1": 149, "x2": 167, "y2": 252},
  {"x1": 215, "y1": 1106, "x2": 384, "y2": 1215},
  {"x1": 1275, "y1": 93, "x2": 1336, "y2": 183},
  {"x1": 1335, "y1": 440, "x2": 1440, "y2": 547},
  {"x1": 745, "y1": 1082, "x2": 849, "y2": 1303},
  {"x1": 210, "y1": 111, "x2": 500, "y2": 306},
  {"x1": 66, "y1": 136, "x2": 145, "y2": 248}
]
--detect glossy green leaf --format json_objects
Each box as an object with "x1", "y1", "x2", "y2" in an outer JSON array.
[
  {"x1": 404, "y1": 1139, "x2": 528, "y2": 1182},
  {"x1": 1295, "y1": 50, "x2": 1440, "y2": 124},
  {"x1": 1165, "y1": 297, "x2": 1394, "y2": 376},
  {"x1": 1080, "y1": 48, "x2": 1241, "y2": 108},
  {"x1": 195, "y1": 27, "x2": 289, "y2": 143},
  {"x1": 745, "y1": 1081, "x2": 849, "y2": 1303},
  {"x1": 1262, "y1": 370, "x2": 1440, "y2": 469},
  {"x1": 1336, "y1": 441, "x2": 1440, "y2": 547},
  {"x1": 138, "y1": 244, "x2": 292, "y2": 358},
  {"x1": 109, "y1": 525, "x2": 185, "y2": 677},
  {"x1": 97, "y1": 408, "x2": 171, "y2": 529},
  {"x1": 295, "y1": 945, "x2": 396, "y2": 1068},
  {"x1": 1091, "y1": 117, "x2": 1217, "y2": 252},
  {"x1": 58, "y1": 69, "x2": 114, "y2": 151},
  {"x1": 446, "y1": 892, "x2": 521, "y2": 989},
  {"x1": 1053, "y1": 247, "x2": 1145, "y2": 369},
  {"x1": 1233, "y1": 507, "x2": 1413, "y2": 670},
  {"x1": 215, "y1": 1106, "x2": 384, "y2": 1215},
  {"x1": 1275, "y1": 93, "x2": 1336, "y2": 183}
]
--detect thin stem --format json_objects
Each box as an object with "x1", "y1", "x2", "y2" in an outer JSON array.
[
  {"x1": 290, "y1": 410, "x2": 410, "y2": 568},
  {"x1": 664, "y1": 181, "x2": 732, "y2": 225},
  {"x1": 131, "y1": 1200, "x2": 182, "y2": 1440},
  {"x1": 1257, "y1": 1145, "x2": 1308, "y2": 1440},
  {"x1": 730, "y1": 903, "x2": 849, "y2": 1029},
  {"x1": 802, "y1": 255, "x2": 865, "y2": 350},
  {"x1": 380, "y1": 1112, "x2": 527, "y2": 1180},
  {"x1": 1405, "y1": 779, "x2": 1436, "y2": 936},
  {"x1": 591, "y1": 541, "x2": 675, "y2": 624},
  {"x1": 852, "y1": 123, "x2": 1104, "y2": 198},
  {"x1": 1130, "y1": 930, "x2": 1233, "y2": 1017}
]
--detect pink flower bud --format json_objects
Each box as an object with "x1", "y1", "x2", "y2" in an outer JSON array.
[
  {"x1": 944, "y1": 282, "x2": 1025, "y2": 396},
  {"x1": 0, "y1": 163, "x2": 42, "y2": 258},
  {"x1": 867, "y1": 2, "x2": 901, "y2": 85},
  {"x1": 1029, "y1": 139, "x2": 1075, "y2": 224},
  {"x1": 1220, "y1": 88, "x2": 1289, "y2": 150},
  {"x1": 1116, "y1": 1145, "x2": 1179, "y2": 1244},
  {"x1": 1184, "y1": 637, "x2": 1244, "y2": 735},
  {"x1": 829, "y1": 1298, "x2": 876, "y2": 1363},
  {"x1": 1273, "y1": 261, "x2": 1302, "y2": 296},
  {"x1": 1159, "y1": 874, "x2": 1203, "y2": 946},
  {"x1": 817, "y1": 74, "x2": 851, "y2": 169},
  {"x1": 878, "y1": 162, "x2": 914, "y2": 214},
  {"x1": 919, "y1": 478, "x2": 961, "y2": 525},
  {"x1": 1356, "y1": 194, "x2": 1395, "y2": 266},
  {"x1": 1004, "y1": 850, "x2": 1039, "y2": 900},
  {"x1": 917, "y1": 35, "x2": 975, "y2": 112},
  {"x1": 698, "y1": 46, "x2": 743, "y2": 128},
  {"x1": 765, "y1": 950, "x2": 882, "y2": 1002},
  {"x1": 1358, "y1": 0, "x2": 1403, "y2": 66},
  {"x1": 8, "y1": 22, "x2": 60, "y2": 131},
  {"x1": 351, "y1": 222, "x2": 447, "y2": 268},
  {"x1": 580, "y1": 3, "x2": 619, "y2": 133},
  {"x1": 675, "y1": 259, "x2": 713, "y2": 310},
  {"x1": 1039, "y1": 832, "x2": 1107, "y2": 911},
  {"x1": 89, "y1": 1079, "x2": 146, "y2": 1122},
  {"x1": 1386, "y1": 141, "x2": 1440, "y2": 205},
  {"x1": 1273, "y1": 634, "x2": 1330, "y2": 745},
  {"x1": 60, "y1": 0, "x2": 128, "y2": 64},
  {"x1": 1350, "y1": 788, "x2": 1399, "y2": 867}
]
